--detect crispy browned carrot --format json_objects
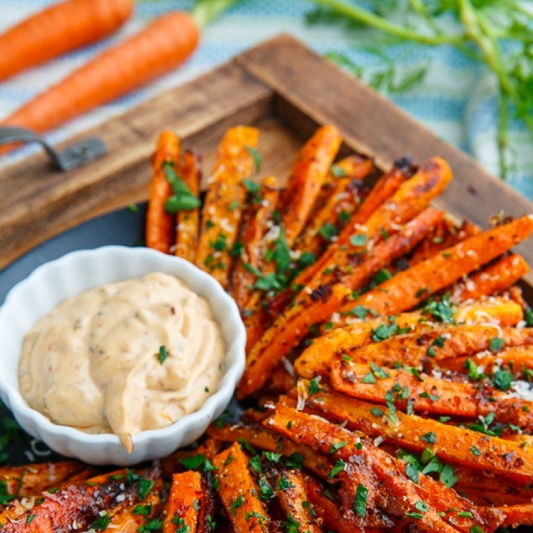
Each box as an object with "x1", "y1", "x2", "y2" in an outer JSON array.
[
  {"x1": 0, "y1": 461, "x2": 88, "y2": 499},
  {"x1": 213, "y1": 442, "x2": 269, "y2": 533},
  {"x1": 499, "y1": 504, "x2": 533, "y2": 527},
  {"x1": 238, "y1": 208, "x2": 444, "y2": 399},
  {"x1": 278, "y1": 125, "x2": 342, "y2": 246},
  {"x1": 294, "y1": 156, "x2": 451, "y2": 287},
  {"x1": 330, "y1": 361, "x2": 533, "y2": 429},
  {"x1": 440, "y1": 345, "x2": 533, "y2": 376},
  {"x1": 294, "y1": 297, "x2": 524, "y2": 378},
  {"x1": 342, "y1": 214, "x2": 533, "y2": 316},
  {"x1": 174, "y1": 149, "x2": 201, "y2": 263},
  {"x1": 294, "y1": 154, "x2": 372, "y2": 257},
  {"x1": 207, "y1": 423, "x2": 332, "y2": 480},
  {"x1": 243, "y1": 306, "x2": 269, "y2": 354},
  {"x1": 195, "y1": 126, "x2": 259, "y2": 288},
  {"x1": 231, "y1": 175, "x2": 281, "y2": 311},
  {"x1": 276, "y1": 469, "x2": 322, "y2": 533},
  {"x1": 410, "y1": 219, "x2": 481, "y2": 265},
  {"x1": 162, "y1": 471, "x2": 203, "y2": 533},
  {"x1": 305, "y1": 385, "x2": 533, "y2": 483},
  {"x1": 342, "y1": 324, "x2": 533, "y2": 368},
  {"x1": 450, "y1": 253, "x2": 530, "y2": 302},
  {"x1": 146, "y1": 130, "x2": 180, "y2": 254},
  {"x1": 265, "y1": 404, "x2": 496, "y2": 533}
]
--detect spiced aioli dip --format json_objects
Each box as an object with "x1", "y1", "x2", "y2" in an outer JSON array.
[{"x1": 18, "y1": 272, "x2": 225, "y2": 452}]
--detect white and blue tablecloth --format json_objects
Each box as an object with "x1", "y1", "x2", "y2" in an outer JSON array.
[{"x1": 1, "y1": 0, "x2": 533, "y2": 200}]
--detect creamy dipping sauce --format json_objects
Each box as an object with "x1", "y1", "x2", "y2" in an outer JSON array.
[{"x1": 18, "y1": 272, "x2": 225, "y2": 452}]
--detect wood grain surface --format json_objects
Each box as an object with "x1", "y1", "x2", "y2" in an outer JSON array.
[{"x1": 1, "y1": 33, "x2": 533, "y2": 284}]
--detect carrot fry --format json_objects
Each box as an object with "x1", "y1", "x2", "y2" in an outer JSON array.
[
  {"x1": 294, "y1": 154, "x2": 372, "y2": 257},
  {"x1": 238, "y1": 207, "x2": 443, "y2": 399},
  {"x1": 0, "y1": 461, "x2": 88, "y2": 500},
  {"x1": 410, "y1": 218, "x2": 481, "y2": 265},
  {"x1": 499, "y1": 504, "x2": 533, "y2": 527},
  {"x1": 231, "y1": 175, "x2": 281, "y2": 310},
  {"x1": 1, "y1": 11, "x2": 199, "y2": 141},
  {"x1": 341, "y1": 324, "x2": 533, "y2": 368},
  {"x1": 294, "y1": 156, "x2": 451, "y2": 287},
  {"x1": 0, "y1": 0, "x2": 133, "y2": 82},
  {"x1": 278, "y1": 125, "x2": 343, "y2": 246},
  {"x1": 175, "y1": 149, "x2": 201, "y2": 263},
  {"x1": 306, "y1": 385, "x2": 533, "y2": 484},
  {"x1": 330, "y1": 361, "x2": 533, "y2": 429},
  {"x1": 162, "y1": 471, "x2": 203, "y2": 533},
  {"x1": 265, "y1": 404, "x2": 495, "y2": 533},
  {"x1": 450, "y1": 253, "x2": 530, "y2": 302},
  {"x1": 276, "y1": 469, "x2": 322, "y2": 533},
  {"x1": 294, "y1": 297, "x2": 524, "y2": 378},
  {"x1": 243, "y1": 306, "x2": 269, "y2": 354},
  {"x1": 440, "y1": 345, "x2": 533, "y2": 376},
  {"x1": 146, "y1": 130, "x2": 180, "y2": 254},
  {"x1": 195, "y1": 126, "x2": 259, "y2": 288},
  {"x1": 342, "y1": 214, "x2": 533, "y2": 316},
  {"x1": 213, "y1": 442, "x2": 269, "y2": 533}
]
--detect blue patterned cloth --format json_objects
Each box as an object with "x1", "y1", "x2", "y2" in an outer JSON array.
[{"x1": 1, "y1": 0, "x2": 533, "y2": 200}]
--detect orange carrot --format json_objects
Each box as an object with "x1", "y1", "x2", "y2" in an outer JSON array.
[
  {"x1": 174, "y1": 149, "x2": 202, "y2": 263},
  {"x1": 146, "y1": 130, "x2": 180, "y2": 254},
  {"x1": 0, "y1": 0, "x2": 133, "y2": 82},
  {"x1": 0, "y1": 11, "x2": 199, "y2": 136}
]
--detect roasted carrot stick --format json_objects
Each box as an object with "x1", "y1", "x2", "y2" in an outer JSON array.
[
  {"x1": 278, "y1": 125, "x2": 342, "y2": 246},
  {"x1": 342, "y1": 214, "x2": 533, "y2": 316},
  {"x1": 499, "y1": 504, "x2": 533, "y2": 527},
  {"x1": 213, "y1": 442, "x2": 269, "y2": 533},
  {"x1": 330, "y1": 361, "x2": 533, "y2": 429},
  {"x1": 162, "y1": 471, "x2": 203, "y2": 533},
  {"x1": 174, "y1": 149, "x2": 201, "y2": 263},
  {"x1": 450, "y1": 253, "x2": 530, "y2": 302},
  {"x1": 294, "y1": 296, "x2": 524, "y2": 378},
  {"x1": 0, "y1": 11, "x2": 199, "y2": 138},
  {"x1": 305, "y1": 386, "x2": 533, "y2": 484},
  {"x1": 231, "y1": 175, "x2": 281, "y2": 310},
  {"x1": 294, "y1": 154, "x2": 372, "y2": 257},
  {"x1": 294, "y1": 156, "x2": 451, "y2": 286},
  {"x1": 146, "y1": 130, "x2": 179, "y2": 254},
  {"x1": 195, "y1": 126, "x2": 259, "y2": 288},
  {"x1": 0, "y1": 0, "x2": 133, "y2": 82},
  {"x1": 238, "y1": 207, "x2": 444, "y2": 399}
]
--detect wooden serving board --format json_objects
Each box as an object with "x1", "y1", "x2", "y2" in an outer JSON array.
[{"x1": 1, "y1": 33, "x2": 533, "y2": 285}]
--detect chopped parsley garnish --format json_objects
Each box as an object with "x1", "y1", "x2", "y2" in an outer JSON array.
[
  {"x1": 163, "y1": 162, "x2": 200, "y2": 213},
  {"x1": 350, "y1": 233, "x2": 367, "y2": 246},
  {"x1": 158, "y1": 345, "x2": 168, "y2": 365},
  {"x1": 354, "y1": 483, "x2": 368, "y2": 518},
  {"x1": 245, "y1": 145, "x2": 262, "y2": 172},
  {"x1": 493, "y1": 369, "x2": 513, "y2": 391},
  {"x1": 91, "y1": 512, "x2": 110, "y2": 531},
  {"x1": 319, "y1": 223, "x2": 338, "y2": 240},
  {"x1": 489, "y1": 337, "x2": 505, "y2": 352},
  {"x1": 328, "y1": 459, "x2": 346, "y2": 479}
]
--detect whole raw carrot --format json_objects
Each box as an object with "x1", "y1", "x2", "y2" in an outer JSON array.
[
  {"x1": 0, "y1": 11, "x2": 200, "y2": 135},
  {"x1": 0, "y1": 0, "x2": 133, "y2": 82}
]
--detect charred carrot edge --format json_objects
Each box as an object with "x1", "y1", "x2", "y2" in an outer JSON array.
[
  {"x1": 295, "y1": 156, "x2": 451, "y2": 286},
  {"x1": 440, "y1": 345, "x2": 533, "y2": 376},
  {"x1": 0, "y1": 0, "x2": 133, "y2": 82},
  {"x1": 231, "y1": 175, "x2": 281, "y2": 311},
  {"x1": 212, "y1": 442, "x2": 269, "y2": 533},
  {"x1": 175, "y1": 149, "x2": 201, "y2": 263},
  {"x1": 450, "y1": 253, "x2": 530, "y2": 302},
  {"x1": 195, "y1": 126, "x2": 259, "y2": 289},
  {"x1": 410, "y1": 218, "x2": 481, "y2": 265},
  {"x1": 499, "y1": 504, "x2": 533, "y2": 527},
  {"x1": 294, "y1": 296, "x2": 524, "y2": 378},
  {"x1": 305, "y1": 385, "x2": 533, "y2": 484},
  {"x1": 276, "y1": 469, "x2": 322, "y2": 533},
  {"x1": 330, "y1": 361, "x2": 533, "y2": 429},
  {"x1": 237, "y1": 208, "x2": 444, "y2": 399},
  {"x1": 146, "y1": 130, "x2": 180, "y2": 254},
  {"x1": 162, "y1": 471, "x2": 202, "y2": 533},
  {"x1": 342, "y1": 324, "x2": 533, "y2": 368},
  {"x1": 265, "y1": 404, "x2": 494, "y2": 533},
  {"x1": 0, "y1": 461, "x2": 88, "y2": 499},
  {"x1": 294, "y1": 154, "x2": 372, "y2": 257},
  {"x1": 278, "y1": 125, "x2": 343, "y2": 246},
  {"x1": 346, "y1": 214, "x2": 533, "y2": 316}
]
